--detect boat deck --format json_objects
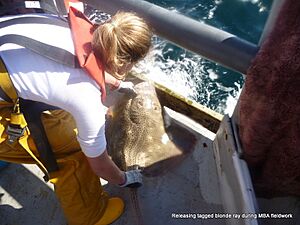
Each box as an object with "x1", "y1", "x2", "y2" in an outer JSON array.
[{"x1": 0, "y1": 108, "x2": 299, "y2": 225}]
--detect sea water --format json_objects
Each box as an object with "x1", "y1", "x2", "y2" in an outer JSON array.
[{"x1": 134, "y1": 0, "x2": 271, "y2": 115}]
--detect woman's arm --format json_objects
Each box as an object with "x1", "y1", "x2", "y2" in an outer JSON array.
[
  {"x1": 105, "y1": 72, "x2": 121, "y2": 90},
  {"x1": 86, "y1": 150, "x2": 125, "y2": 185}
]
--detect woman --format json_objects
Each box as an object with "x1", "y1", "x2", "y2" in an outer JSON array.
[{"x1": 0, "y1": 5, "x2": 152, "y2": 225}]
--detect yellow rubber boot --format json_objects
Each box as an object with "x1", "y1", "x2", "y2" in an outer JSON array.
[{"x1": 95, "y1": 197, "x2": 125, "y2": 225}]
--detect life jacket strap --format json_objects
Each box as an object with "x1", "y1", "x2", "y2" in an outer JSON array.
[
  {"x1": 0, "y1": 15, "x2": 79, "y2": 68},
  {"x1": 0, "y1": 34, "x2": 79, "y2": 68},
  {"x1": 0, "y1": 16, "x2": 69, "y2": 29}
]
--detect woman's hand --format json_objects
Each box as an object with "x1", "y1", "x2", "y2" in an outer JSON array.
[
  {"x1": 119, "y1": 169, "x2": 143, "y2": 188},
  {"x1": 86, "y1": 150, "x2": 125, "y2": 185}
]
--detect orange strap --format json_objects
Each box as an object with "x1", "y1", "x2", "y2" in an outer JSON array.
[{"x1": 68, "y1": 6, "x2": 107, "y2": 102}]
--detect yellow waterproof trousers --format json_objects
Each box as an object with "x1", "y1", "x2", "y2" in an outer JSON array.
[{"x1": 0, "y1": 107, "x2": 108, "y2": 225}]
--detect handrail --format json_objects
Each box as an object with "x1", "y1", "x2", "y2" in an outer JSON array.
[{"x1": 83, "y1": 0, "x2": 258, "y2": 75}]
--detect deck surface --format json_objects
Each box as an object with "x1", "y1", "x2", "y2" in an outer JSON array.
[
  {"x1": 0, "y1": 110, "x2": 299, "y2": 225},
  {"x1": 0, "y1": 135, "x2": 225, "y2": 225}
]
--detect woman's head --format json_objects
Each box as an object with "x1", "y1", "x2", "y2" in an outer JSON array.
[{"x1": 92, "y1": 11, "x2": 152, "y2": 79}]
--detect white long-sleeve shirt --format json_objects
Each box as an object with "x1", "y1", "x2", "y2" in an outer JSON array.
[{"x1": 0, "y1": 14, "x2": 107, "y2": 157}]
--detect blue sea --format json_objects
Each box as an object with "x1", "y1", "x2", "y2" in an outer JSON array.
[{"x1": 134, "y1": 0, "x2": 271, "y2": 114}]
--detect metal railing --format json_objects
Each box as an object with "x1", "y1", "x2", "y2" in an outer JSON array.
[{"x1": 83, "y1": 0, "x2": 258, "y2": 75}]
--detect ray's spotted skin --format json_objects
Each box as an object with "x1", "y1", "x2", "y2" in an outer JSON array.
[{"x1": 106, "y1": 81, "x2": 196, "y2": 177}]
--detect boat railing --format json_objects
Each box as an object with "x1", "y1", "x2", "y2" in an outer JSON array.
[{"x1": 83, "y1": 0, "x2": 259, "y2": 75}]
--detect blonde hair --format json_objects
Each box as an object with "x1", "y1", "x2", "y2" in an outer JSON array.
[{"x1": 92, "y1": 11, "x2": 152, "y2": 79}]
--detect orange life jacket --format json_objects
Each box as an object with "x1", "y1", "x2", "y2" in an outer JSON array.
[{"x1": 68, "y1": 6, "x2": 106, "y2": 103}]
